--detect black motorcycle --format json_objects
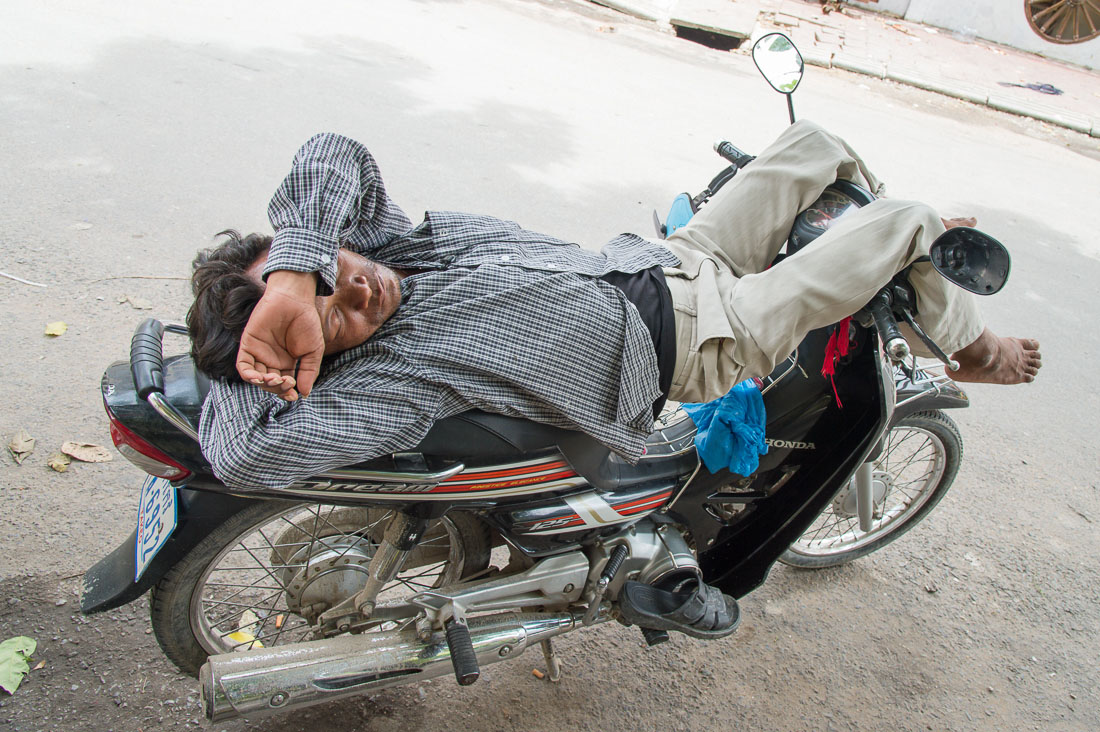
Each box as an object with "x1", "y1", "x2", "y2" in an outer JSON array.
[{"x1": 81, "y1": 34, "x2": 1009, "y2": 722}]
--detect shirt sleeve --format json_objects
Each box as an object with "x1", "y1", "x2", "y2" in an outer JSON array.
[
  {"x1": 199, "y1": 365, "x2": 443, "y2": 491},
  {"x1": 264, "y1": 133, "x2": 414, "y2": 295}
]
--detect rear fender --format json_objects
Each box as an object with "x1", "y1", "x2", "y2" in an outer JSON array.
[{"x1": 81, "y1": 487, "x2": 257, "y2": 614}]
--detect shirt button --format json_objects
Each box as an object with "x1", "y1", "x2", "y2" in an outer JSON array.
[{"x1": 500, "y1": 255, "x2": 511, "y2": 262}]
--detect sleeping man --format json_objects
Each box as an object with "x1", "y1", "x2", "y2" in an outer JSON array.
[{"x1": 190, "y1": 123, "x2": 1041, "y2": 495}]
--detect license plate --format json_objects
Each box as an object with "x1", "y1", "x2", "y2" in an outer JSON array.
[{"x1": 134, "y1": 475, "x2": 177, "y2": 581}]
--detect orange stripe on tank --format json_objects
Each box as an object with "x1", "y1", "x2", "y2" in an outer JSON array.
[
  {"x1": 612, "y1": 492, "x2": 673, "y2": 511},
  {"x1": 430, "y1": 470, "x2": 579, "y2": 493},
  {"x1": 444, "y1": 460, "x2": 572, "y2": 482}
]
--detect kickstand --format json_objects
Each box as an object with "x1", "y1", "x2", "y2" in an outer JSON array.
[{"x1": 540, "y1": 639, "x2": 563, "y2": 682}]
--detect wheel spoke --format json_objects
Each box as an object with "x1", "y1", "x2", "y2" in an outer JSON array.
[
  {"x1": 785, "y1": 419, "x2": 955, "y2": 560},
  {"x1": 183, "y1": 504, "x2": 482, "y2": 661},
  {"x1": 235, "y1": 541, "x2": 291, "y2": 592},
  {"x1": 400, "y1": 560, "x2": 448, "y2": 581},
  {"x1": 200, "y1": 596, "x2": 284, "y2": 611}
]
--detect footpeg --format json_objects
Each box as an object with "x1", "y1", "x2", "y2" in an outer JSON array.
[{"x1": 445, "y1": 618, "x2": 480, "y2": 686}]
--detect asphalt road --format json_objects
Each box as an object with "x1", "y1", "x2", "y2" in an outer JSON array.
[{"x1": 1, "y1": 1, "x2": 1097, "y2": 730}]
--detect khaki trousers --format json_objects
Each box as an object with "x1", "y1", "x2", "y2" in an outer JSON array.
[{"x1": 662, "y1": 120, "x2": 984, "y2": 404}]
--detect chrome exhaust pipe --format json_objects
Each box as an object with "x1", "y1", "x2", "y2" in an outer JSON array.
[{"x1": 201, "y1": 611, "x2": 582, "y2": 722}]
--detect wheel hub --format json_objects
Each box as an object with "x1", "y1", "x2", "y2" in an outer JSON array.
[
  {"x1": 277, "y1": 535, "x2": 374, "y2": 619},
  {"x1": 832, "y1": 470, "x2": 893, "y2": 518}
]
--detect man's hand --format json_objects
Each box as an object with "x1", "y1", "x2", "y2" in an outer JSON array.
[{"x1": 236, "y1": 270, "x2": 324, "y2": 400}]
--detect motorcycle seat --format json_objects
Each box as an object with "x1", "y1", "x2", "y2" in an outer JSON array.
[
  {"x1": 415, "y1": 411, "x2": 700, "y2": 491},
  {"x1": 140, "y1": 356, "x2": 698, "y2": 491},
  {"x1": 557, "y1": 416, "x2": 699, "y2": 491},
  {"x1": 414, "y1": 411, "x2": 574, "y2": 460}
]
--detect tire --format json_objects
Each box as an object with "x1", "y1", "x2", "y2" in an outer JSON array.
[
  {"x1": 150, "y1": 500, "x2": 491, "y2": 677},
  {"x1": 779, "y1": 410, "x2": 962, "y2": 569}
]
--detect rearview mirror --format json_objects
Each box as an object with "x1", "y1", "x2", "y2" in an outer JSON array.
[
  {"x1": 928, "y1": 227, "x2": 1011, "y2": 295},
  {"x1": 752, "y1": 33, "x2": 804, "y2": 94}
]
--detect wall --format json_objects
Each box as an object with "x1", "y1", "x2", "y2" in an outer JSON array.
[{"x1": 903, "y1": 0, "x2": 1099, "y2": 69}]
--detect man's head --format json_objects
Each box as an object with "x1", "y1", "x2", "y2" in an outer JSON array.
[
  {"x1": 187, "y1": 231, "x2": 271, "y2": 380},
  {"x1": 188, "y1": 231, "x2": 406, "y2": 380}
]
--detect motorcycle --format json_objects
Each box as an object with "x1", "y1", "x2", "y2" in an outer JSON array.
[
  {"x1": 81, "y1": 33, "x2": 1009, "y2": 722},
  {"x1": 658, "y1": 34, "x2": 981, "y2": 570}
]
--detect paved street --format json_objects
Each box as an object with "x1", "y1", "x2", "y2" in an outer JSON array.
[{"x1": 1, "y1": 1, "x2": 1097, "y2": 730}]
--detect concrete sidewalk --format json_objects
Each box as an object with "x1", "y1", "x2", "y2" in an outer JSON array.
[
  {"x1": 593, "y1": 0, "x2": 1100, "y2": 136},
  {"x1": 758, "y1": 0, "x2": 1100, "y2": 136}
]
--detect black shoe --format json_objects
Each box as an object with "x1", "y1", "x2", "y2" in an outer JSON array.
[{"x1": 618, "y1": 577, "x2": 740, "y2": 640}]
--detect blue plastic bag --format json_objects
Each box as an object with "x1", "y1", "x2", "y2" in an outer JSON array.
[{"x1": 681, "y1": 380, "x2": 768, "y2": 476}]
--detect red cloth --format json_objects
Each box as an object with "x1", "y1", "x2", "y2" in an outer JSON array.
[{"x1": 821, "y1": 317, "x2": 852, "y2": 407}]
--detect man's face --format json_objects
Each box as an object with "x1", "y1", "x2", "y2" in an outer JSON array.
[{"x1": 246, "y1": 248, "x2": 404, "y2": 356}]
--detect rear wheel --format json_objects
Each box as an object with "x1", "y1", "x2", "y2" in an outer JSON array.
[
  {"x1": 779, "y1": 410, "x2": 962, "y2": 569},
  {"x1": 150, "y1": 501, "x2": 491, "y2": 676}
]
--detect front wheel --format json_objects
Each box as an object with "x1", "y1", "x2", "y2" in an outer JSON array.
[
  {"x1": 149, "y1": 500, "x2": 491, "y2": 677},
  {"x1": 779, "y1": 410, "x2": 962, "y2": 569}
]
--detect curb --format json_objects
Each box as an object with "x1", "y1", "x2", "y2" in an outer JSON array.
[{"x1": 805, "y1": 54, "x2": 1100, "y2": 137}]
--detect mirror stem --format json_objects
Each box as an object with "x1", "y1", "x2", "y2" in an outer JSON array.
[
  {"x1": 899, "y1": 309, "x2": 960, "y2": 371},
  {"x1": 786, "y1": 94, "x2": 796, "y2": 125}
]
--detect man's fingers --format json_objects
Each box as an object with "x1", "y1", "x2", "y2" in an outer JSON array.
[
  {"x1": 236, "y1": 353, "x2": 265, "y2": 384},
  {"x1": 238, "y1": 354, "x2": 284, "y2": 385},
  {"x1": 253, "y1": 372, "x2": 300, "y2": 401},
  {"x1": 292, "y1": 349, "x2": 324, "y2": 398},
  {"x1": 262, "y1": 371, "x2": 289, "y2": 386}
]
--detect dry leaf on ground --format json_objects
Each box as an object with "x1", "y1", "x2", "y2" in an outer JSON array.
[
  {"x1": 47, "y1": 452, "x2": 71, "y2": 472},
  {"x1": 61, "y1": 441, "x2": 112, "y2": 463},
  {"x1": 44, "y1": 322, "x2": 68, "y2": 337},
  {"x1": 121, "y1": 295, "x2": 153, "y2": 310},
  {"x1": 7, "y1": 430, "x2": 35, "y2": 465}
]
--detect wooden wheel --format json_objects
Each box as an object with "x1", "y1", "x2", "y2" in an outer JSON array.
[{"x1": 1026, "y1": 0, "x2": 1100, "y2": 44}]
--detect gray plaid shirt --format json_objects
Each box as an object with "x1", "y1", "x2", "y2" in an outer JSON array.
[{"x1": 200, "y1": 133, "x2": 679, "y2": 490}]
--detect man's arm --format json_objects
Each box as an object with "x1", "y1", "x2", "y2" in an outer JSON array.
[
  {"x1": 201, "y1": 364, "x2": 443, "y2": 491},
  {"x1": 264, "y1": 133, "x2": 413, "y2": 294},
  {"x1": 237, "y1": 133, "x2": 414, "y2": 398}
]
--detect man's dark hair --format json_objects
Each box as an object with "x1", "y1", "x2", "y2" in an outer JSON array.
[{"x1": 186, "y1": 230, "x2": 272, "y2": 380}]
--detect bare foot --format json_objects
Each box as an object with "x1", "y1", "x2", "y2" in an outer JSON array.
[
  {"x1": 941, "y1": 216, "x2": 977, "y2": 230},
  {"x1": 951, "y1": 329, "x2": 1041, "y2": 384}
]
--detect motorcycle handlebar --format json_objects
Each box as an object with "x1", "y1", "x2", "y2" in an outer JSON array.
[
  {"x1": 713, "y1": 140, "x2": 754, "y2": 168},
  {"x1": 866, "y1": 292, "x2": 910, "y2": 362}
]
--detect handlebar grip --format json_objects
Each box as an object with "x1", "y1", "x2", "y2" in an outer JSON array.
[
  {"x1": 866, "y1": 293, "x2": 910, "y2": 361},
  {"x1": 713, "y1": 140, "x2": 754, "y2": 168},
  {"x1": 130, "y1": 318, "x2": 166, "y2": 400}
]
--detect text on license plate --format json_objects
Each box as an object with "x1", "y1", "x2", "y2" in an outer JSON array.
[{"x1": 135, "y1": 475, "x2": 177, "y2": 581}]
